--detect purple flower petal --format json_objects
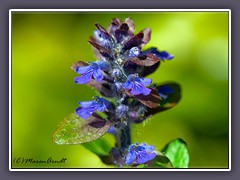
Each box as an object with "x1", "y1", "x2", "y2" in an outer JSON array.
[
  {"x1": 78, "y1": 100, "x2": 97, "y2": 107},
  {"x1": 158, "y1": 51, "x2": 174, "y2": 60},
  {"x1": 127, "y1": 74, "x2": 134, "y2": 81},
  {"x1": 107, "y1": 126, "x2": 115, "y2": 134},
  {"x1": 76, "y1": 97, "x2": 110, "y2": 119},
  {"x1": 141, "y1": 48, "x2": 174, "y2": 61},
  {"x1": 139, "y1": 77, "x2": 152, "y2": 86},
  {"x1": 147, "y1": 152, "x2": 157, "y2": 160},
  {"x1": 126, "y1": 151, "x2": 137, "y2": 165},
  {"x1": 123, "y1": 74, "x2": 152, "y2": 96},
  {"x1": 137, "y1": 152, "x2": 156, "y2": 164},
  {"x1": 76, "y1": 66, "x2": 91, "y2": 74},
  {"x1": 136, "y1": 152, "x2": 150, "y2": 164},
  {"x1": 136, "y1": 146, "x2": 145, "y2": 151},
  {"x1": 141, "y1": 145, "x2": 155, "y2": 152},
  {"x1": 122, "y1": 81, "x2": 133, "y2": 90},
  {"x1": 93, "y1": 68, "x2": 104, "y2": 82},
  {"x1": 141, "y1": 87, "x2": 151, "y2": 96},
  {"x1": 95, "y1": 103, "x2": 106, "y2": 112},
  {"x1": 130, "y1": 83, "x2": 143, "y2": 95},
  {"x1": 98, "y1": 97, "x2": 111, "y2": 107},
  {"x1": 74, "y1": 61, "x2": 109, "y2": 84},
  {"x1": 125, "y1": 142, "x2": 156, "y2": 165},
  {"x1": 76, "y1": 107, "x2": 95, "y2": 119},
  {"x1": 74, "y1": 71, "x2": 93, "y2": 84}
]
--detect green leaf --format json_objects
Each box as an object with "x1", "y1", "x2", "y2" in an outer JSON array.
[
  {"x1": 148, "y1": 151, "x2": 173, "y2": 168},
  {"x1": 82, "y1": 138, "x2": 112, "y2": 156},
  {"x1": 137, "y1": 164, "x2": 146, "y2": 168},
  {"x1": 162, "y1": 138, "x2": 190, "y2": 168},
  {"x1": 52, "y1": 112, "x2": 113, "y2": 145},
  {"x1": 82, "y1": 138, "x2": 113, "y2": 165}
]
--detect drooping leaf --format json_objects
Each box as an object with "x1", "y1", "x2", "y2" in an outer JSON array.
[
  {"x1": 146, "y1": 82, "x2": 181, "y2": 116},
  {"x1": 52, "y1": 113, "x2": 113, "y2": 145},
  {"x1": 126, "y1": 54, "x2": 160, "y2": 66},
  {"x1": 162, "y1": 138, "x2": 190, "y2": 168}
]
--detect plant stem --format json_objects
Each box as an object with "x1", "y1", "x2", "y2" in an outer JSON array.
[{"x1": 116, "y1": 122, "x2": 131, "y2": 150}]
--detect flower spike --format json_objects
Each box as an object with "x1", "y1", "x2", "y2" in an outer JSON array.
[{"x1": 54, "y1": 17, "x2": 182, "y2": 168}]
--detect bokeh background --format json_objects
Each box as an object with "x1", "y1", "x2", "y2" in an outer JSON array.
[{"x1": 12, "y1": 11, "x2": 229, "y2": 168}]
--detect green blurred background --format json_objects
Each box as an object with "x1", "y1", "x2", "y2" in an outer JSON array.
[{"x1": 12, "y1": 11, "x2": 229, "y2": 168}]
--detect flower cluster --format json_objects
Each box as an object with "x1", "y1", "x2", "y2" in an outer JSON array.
[
  {"x1": 125, "y1": 143, "x2": 156, "y2": 165},
  {"x1": 71, "y1": 18, "x2": 177, "y2": 166}
]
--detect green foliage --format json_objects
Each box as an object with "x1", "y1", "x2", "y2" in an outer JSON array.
[
  {"x1": 162, "y1": 138, "x2": 190, "y2": 168},
  {"x1": 82, "y1": 138, "x2": 112, "y2": 156},
  {"x1": 82, "y1": 138, "x2": 113, "y2": 165},
  {"x1": 52, "y1": 113, "x2": 113, "y2": 145},
  {"x1": 150, "y1": 151, "x2": 173, "y2": 168}
]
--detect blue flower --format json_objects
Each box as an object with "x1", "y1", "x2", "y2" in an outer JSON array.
[
  {"x1": 156, "y1": 51, "x2": 174, "y2": 60},
  {"x1": 76, "y1": 97, "x2": 110, "y2": 119},
  {"x1": 74, "y1": 61, "x2": 110, "y2": 84},
  {"x1": 158, "y1": 84, "x2": 174, "y2": 99},
  {"x1": 125, "y1": 143, "x2": 156, "y2": 165},
  {"x1": 122, "y1": 74, "x2": 152, "y2": 96},
  {"x1": 128, "y1": 47, "x2": 140, "y2": 57},
  {"x1": 94, "y1": 30, "x2": 110, "y2": 49},
  {"x1": 141, "y1": 47, "x2": 174, "y2": 61}
]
